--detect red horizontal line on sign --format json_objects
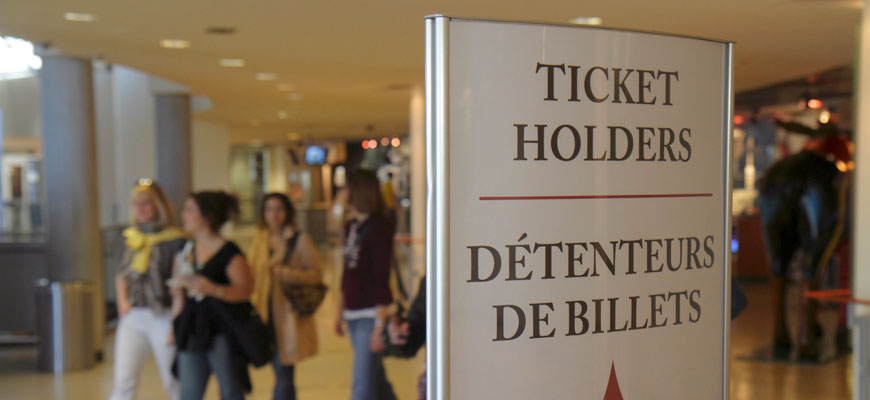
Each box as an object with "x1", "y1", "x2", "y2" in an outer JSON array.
[{"x1": 479, "y1": 193, "x2": 714, "y2": 201}]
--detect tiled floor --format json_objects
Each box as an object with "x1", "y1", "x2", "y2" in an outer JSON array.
[{"x1": 0, "y1": 259, "x2": 852, "y2": 399}]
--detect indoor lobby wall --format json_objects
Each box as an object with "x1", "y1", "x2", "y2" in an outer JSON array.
[
  {"x1": 108, "y1": 65, "x2": 157, "y2": 226},
  {"x1": 191, "y1": 119, "x2": 230, "y2": 191},
  {"x1": 0, "y1": 75, "x2": 40, "y2": 141}
]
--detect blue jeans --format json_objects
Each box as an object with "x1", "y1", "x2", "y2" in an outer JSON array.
[
  {"x1": 177, "y1": 335, "x2": 245, "y2": 400},
  {"x1": 347, "y1": 318, "x2": 397, "y2": 400},
  {"x1": 273, "y1": 351, "x2": 296, "y2": 400}
]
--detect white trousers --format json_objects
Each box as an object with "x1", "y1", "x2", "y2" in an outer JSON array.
[{"x1": 109, "y1": 308, "x2": 179, "y2": 400}]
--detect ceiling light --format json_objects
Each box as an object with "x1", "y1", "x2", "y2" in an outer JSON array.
[
  {"x1": 369, "y1": 140, "x2": 378, "y2": 149},
  {"x1": 362, "y1": 141, "x2": 370, "y2": 150},
  {"x1": 256, "y1": 72, "x2": 277, "y2": 81},
  {"x1": 569, "y1": 16, "x2": 603, "y2": 26},
  {"x1": 381, "y1": 138, "x2": 390, "y2": 146},
  {"x1": 278, "y1": 83, "x2": 295, "y2": 92},
  {"x1": 391, "y1": 138, "x2": 401, "y2": 147},
  {"x1": 0, "y1": 37, "x2": 42, "y2": 78},
  {"x1": 64, "y1": 12, "x2": 97, "y2": 22},
  {"x1": 219, "y1": 58, "x2": 245, "y2": 67},
  {"x1": 808, "y1": 99, "x2": 823, "y2": 109},
  {"x1": 733, "y1": 115, "x2": 744, "y2": 125},
  {"x1": 159, "y1": 39, "x2": 191, "y2": 49},
  {"x1": 277, "y1": 110, "x2": 289, "y2": 119},
  {"x1": 288, "y1": 92, "x2": 303, "y2": 101}
]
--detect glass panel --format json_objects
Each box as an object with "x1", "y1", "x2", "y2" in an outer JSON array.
[{"x1": 0, "y1": 36, "x2": 45, "y2": 243}]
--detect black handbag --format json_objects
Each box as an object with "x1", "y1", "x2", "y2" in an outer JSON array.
[
  {"x1": 381, "y1": 253, "x2": 420, "y2": 358},
  {"x1": 222, "y1": 301, "x2": 273, "y2": 367},
  {"x1": 278, "y1": 233, "x2": 327, "y2": 317},
  {"x1": 381, "y1": 304, "x2": 420, "y2": 358}
]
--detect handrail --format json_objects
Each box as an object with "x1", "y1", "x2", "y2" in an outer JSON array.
[{"x1": 805, "y1": 289, "x2": 870, "y2": 306}]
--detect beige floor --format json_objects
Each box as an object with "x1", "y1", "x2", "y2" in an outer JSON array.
[
  {"x1": 0, "y1": 258, "x2": 852, "y2": 399},
  {"x1": 728, "y1": 282, "x2": 851, "y2": 400}
]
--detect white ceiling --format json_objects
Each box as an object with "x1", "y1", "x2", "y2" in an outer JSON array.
[{"x1": 0, "y1": 0, "x2": 863, "y2": 141}]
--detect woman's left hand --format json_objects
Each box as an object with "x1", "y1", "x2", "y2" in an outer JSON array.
[
  {"x1": 370, "y1": 327, "x2": 386, "y2": 353},
  {"x1": 193, "y1": 276, "x2": 219, "y2": 297}
]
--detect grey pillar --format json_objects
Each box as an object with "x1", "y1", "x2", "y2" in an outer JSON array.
[
  {"x1": 155, "y1": 94, "x2": 192, "y2": 214},
  {"x1": 39, "y1": 54, "x2": 103, "y2": 360},
  {"x1": 40, "y1": 56, "x2": 101, "y2": 283}
]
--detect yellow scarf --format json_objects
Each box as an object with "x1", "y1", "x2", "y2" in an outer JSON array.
[
  {"x1": 250, "y1": 229, "x2": 278, "y2": 321},
  {"x1": 123, "y1": 226, "x2": 186, "y2": 274},
  {"x1": 250, "y1": 228, "x2": 294, "y2": 321}
]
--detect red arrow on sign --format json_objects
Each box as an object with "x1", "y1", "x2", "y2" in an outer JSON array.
[{"x1": 603, "y1": 362, "x2": 625, "y2": 400}]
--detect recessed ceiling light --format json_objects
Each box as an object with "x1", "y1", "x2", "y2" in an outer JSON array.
[
  {"x1": 256, "y1": 72, "x2": 277, "y2": 81},
  {"x1": 64, "y1": 12, "x2": 97, "y2": 22},
  {"x1": 288, "y1": 92, "x2": 303, "y2": 101},
  {"x1": 277, "y1": 83, "x2": 295, "y2": 92},
  {"x1": 569, "y1": 16, "x2": 603, "y2": 25},
  {"x1": 277, "y1": 110, "x2": 289, "y2": 119},
  {"x1": 219, "y1": 58, "x2": 245, "y2": 67},
  {"x1": 159, "y1": 39, "x2": 191, "y2": 49}
]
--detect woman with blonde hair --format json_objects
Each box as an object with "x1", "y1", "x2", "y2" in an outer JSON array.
[
  {"x1": 250, "y1": 193, "x2": 323, "y2": 400},
  {"x1": 110, "y1": 179, "x2": 186, "y2": 400}
]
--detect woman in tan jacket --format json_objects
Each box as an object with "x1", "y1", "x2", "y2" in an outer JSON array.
[{"x1": 250, "y1": 193, "x2": 323, "y2": 400}]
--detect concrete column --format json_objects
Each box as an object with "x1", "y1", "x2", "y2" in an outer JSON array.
[
  {"x1": 40, "y1": 55, "x2": 101, "y2": 282},
  {"x1": 409, "y1": 86, "x2": 426, "y2": 277},
  {"x1": 39, "y1": 54, "x2": 103, "y2": 358},
  {"x1": 154, "y1": 93, "x2": 192, "y2": 214},
  {"x1": 854, "y1": 2, "x2": 870, "y2": 398}
]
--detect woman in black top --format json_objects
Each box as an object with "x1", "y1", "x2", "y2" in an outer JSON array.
[{"x1": 171, "y1": 192, "x2": 254, "y2": 400}]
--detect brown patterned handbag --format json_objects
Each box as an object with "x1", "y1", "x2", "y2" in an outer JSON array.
[{"x1": 279, "y1": 233, "x2": 327, "y2": 317}]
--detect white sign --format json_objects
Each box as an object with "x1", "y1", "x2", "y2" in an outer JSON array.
[{"x1": 426, "y1": 17, "x2": 732, "y2": 400}]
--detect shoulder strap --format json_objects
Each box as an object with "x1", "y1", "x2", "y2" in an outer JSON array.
[{"x1": 281, "y1": 233, "x2": 301, "y2": 265}]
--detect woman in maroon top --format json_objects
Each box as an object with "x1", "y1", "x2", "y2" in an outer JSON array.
[{"x1": 335, "y1": 170, "x2": 397, "y2": 400}]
